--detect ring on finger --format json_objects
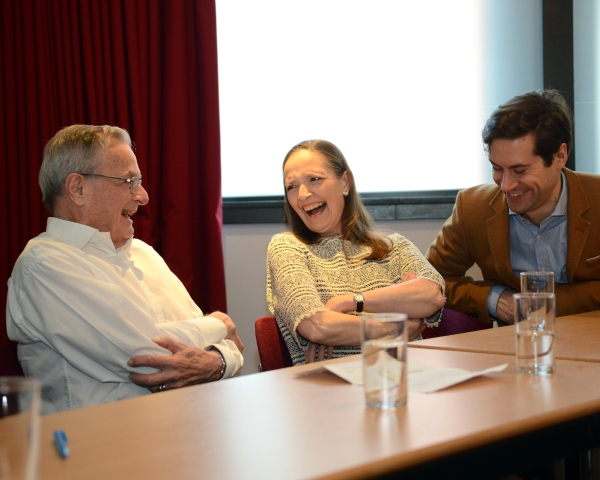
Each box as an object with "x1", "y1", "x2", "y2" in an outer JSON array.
[{"x1": 156, "y1": 384, "x2": 167, "y2": 392}]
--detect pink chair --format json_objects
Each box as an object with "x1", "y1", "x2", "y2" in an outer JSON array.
[
  {"x1": 0, "y1": 342, "x2": 24, "y2": 376},
  {"x1": 255, "y1": 316, "x2": 293, "y2": 372},
  {"x1": 422, "y1": 309, "x2": 491, "y2": 339}
]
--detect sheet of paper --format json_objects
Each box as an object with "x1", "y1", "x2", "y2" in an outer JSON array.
[
  {"x1": 408, "y1": 364, "x2": 508, "y2": 393},
  {"x1": 324, "y1": 358, "x2": 434, "y2": 386},
  {"x1": 324, "y1": 361, "x2": 508, "y2": 393}
]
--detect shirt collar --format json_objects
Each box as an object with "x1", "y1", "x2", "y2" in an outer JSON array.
[
  {"x1": 508, "y1": 170, "x2": 568, "y2": 219},
  {"x1": 46, "y1": 217, "x2": 133, "y2": 254}
]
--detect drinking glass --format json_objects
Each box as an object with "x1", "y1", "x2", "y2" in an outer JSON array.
[
  {"x1": 514, "y1": 293, "x2": 556, "y2": 375},
  {"x1": 360, "y1": 313, "x2": 408, "y2": 409},
  {"x1": 520, "y1": 271, "x2": 554, "y2": 293},
  {"x1": 0, "y1": 377, "x2": 41, "y2": 480}
]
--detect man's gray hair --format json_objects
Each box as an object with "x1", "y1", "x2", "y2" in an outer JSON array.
[{"x1": 39, "y1": 125, "x2": 132, "y2": 213}]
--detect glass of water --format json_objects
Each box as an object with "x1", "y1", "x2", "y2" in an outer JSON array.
[
  {"x1": 0, "y1": 377, "x2": 41, "y2": 480},
  {"x1": 514, "y1": 293, "x2": 556, "y2": 375},
  {"x1": 360, "y1": 313, "x2": 408, "y2": 409},
  {"x1": 520, "y1": 271, "x2": 554, "y2": 293}
]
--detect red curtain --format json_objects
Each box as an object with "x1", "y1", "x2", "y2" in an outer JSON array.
[{"x1": 0, "y1": 0, "x2": 227, "y2": 343}]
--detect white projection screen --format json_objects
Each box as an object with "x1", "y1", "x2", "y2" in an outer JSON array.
[{"x1": 216, "y1": 0, "x2": 542, "y2": 198}]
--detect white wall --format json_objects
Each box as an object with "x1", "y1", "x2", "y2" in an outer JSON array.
[
  {"x1": 223, "y1": 223, "x2": 283, "y2": 376},
  {"x1": 223, "y1": 219, "x2": 483, "y2": 376}
]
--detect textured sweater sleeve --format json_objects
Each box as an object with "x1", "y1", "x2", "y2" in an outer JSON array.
[
  {"x1": 266, "y1": 234, "x2": 326, "y2": 346},
  {"x1": 388, "y1": 234, "x2": 445, "y2": 326}
]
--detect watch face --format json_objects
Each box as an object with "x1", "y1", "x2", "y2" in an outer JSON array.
[{"x1": 354, "y1": 293, "x2": 364, "y2": 312}]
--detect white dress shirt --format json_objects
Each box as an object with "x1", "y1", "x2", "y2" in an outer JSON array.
[{"x1": 7, "y1": 217, "x2": 243, "y2": 414}]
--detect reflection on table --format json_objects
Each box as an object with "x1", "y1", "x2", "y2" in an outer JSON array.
[{"x1": 412, "y1": 310, "x2": 600, "y2": 362}]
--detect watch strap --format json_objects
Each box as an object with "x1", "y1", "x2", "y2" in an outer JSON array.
[{"x1": 354, "y1": 292, "x2": 364, "y2": 313}]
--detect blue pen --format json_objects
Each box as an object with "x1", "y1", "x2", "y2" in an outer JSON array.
[{"x1": 53, "y1": 430, "x2": 69, "y2": 458}]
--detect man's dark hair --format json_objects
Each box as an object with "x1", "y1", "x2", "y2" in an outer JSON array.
[{"x1": 482, "y1": 89, "x2": 573, "y2": 167}]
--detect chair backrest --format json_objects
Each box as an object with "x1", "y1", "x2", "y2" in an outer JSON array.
[
  {"x1": 255, "y1": 316, "x2": 293, "y2": 371},
  {"x1": 421, "y1": 309, "x2": 491, "y2": 339},
  {"x1": 0, "y1": 342, "x2": 24, "y2": 376}
]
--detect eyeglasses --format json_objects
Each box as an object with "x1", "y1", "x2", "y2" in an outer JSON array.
[{"x1": 78, "y1": 173, "x2": 142, "y2": 193}]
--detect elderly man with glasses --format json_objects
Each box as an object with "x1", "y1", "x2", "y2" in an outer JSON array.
[{"x1": 7, "y1": 124, "x2": 244, "y2": 415}]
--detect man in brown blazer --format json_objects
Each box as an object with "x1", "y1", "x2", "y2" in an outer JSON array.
[{"x1": 426, "y1": 90, "x2": 600, "y2": 324}]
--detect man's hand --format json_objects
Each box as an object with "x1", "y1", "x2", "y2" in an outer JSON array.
[
  {"x1": 496, "y1": 289, "x2": 517, "y2": 324},
  {"x1": 128, "y1": 337, "x2": 223, "y2": 392},
  {"x1": 207, "y1": 311, "x2": 244, "y2": 353}
]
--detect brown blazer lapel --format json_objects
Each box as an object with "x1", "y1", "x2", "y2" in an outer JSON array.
[
  {"x1": 564, "y1": 169, "x2": 592, "y2": 283},
  {"x1": 486, "y1": 190, "x2": 520, "y2": 289}
]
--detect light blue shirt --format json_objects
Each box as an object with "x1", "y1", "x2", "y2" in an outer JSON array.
[{"x1": 487, "y1": 172, "x2": 568, "y2": 317}]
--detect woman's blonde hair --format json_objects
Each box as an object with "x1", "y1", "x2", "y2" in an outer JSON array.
[{"x1": 282, "y1": 140, "x2": 391, "y2": 260}]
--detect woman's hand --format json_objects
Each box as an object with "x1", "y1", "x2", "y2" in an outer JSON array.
[
  {"x1": 402, "y1": 271, "x2": 417, "y2": 282},
  {"x1": 407, "y1": 318, "x2": 425, "y2": 341},
  {"x1": 324, "y1": 294, "x2": 354, "y2": 313},
  {"x1": 403, "y1": 272, "x2": 426, "y2": 340},
  {"x1": 305, "y1": 342, "x2": 334, "y2": 363},
  {"x1": 303, "y1": 316, "x2": 421, "y2": 364},
  {"x1": 298, "y1": 269, "x2": 441, "y2": 349},
  {"x1": 324, "y1": 271, "x2": 420, "y2": 314}
]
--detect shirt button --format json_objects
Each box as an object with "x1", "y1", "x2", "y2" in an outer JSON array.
[{"x1": 535, "y1": 234, "x2": 541, "y2": 240}]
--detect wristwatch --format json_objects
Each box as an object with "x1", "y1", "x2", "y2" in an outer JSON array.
[{"x1": 354, "y1": 292, "x2": 364, "y2": 313}]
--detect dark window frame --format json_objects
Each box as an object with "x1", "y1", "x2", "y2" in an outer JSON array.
[{"x1": 224, "y1": 190, "x2": 458, "y2": 224}]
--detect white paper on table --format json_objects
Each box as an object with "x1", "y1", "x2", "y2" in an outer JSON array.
[
  {"x1": 408, "y1": 364, "x2": 508, "y2": 393},
  {"x1": 324, "y1": 361, "x2": 508, "y2": 393},
  {"x1": 324, "y1": 358, "x2": 434, "y2": 386}
]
